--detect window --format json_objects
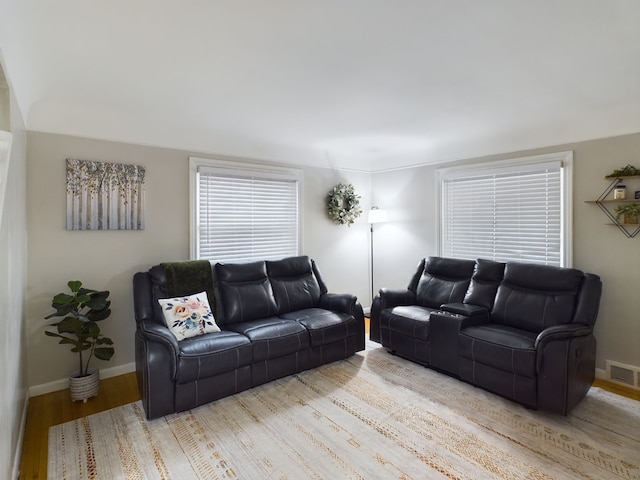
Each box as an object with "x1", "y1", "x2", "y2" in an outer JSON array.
[
  {"x1": 438, "y1": 152, "x2": 572, "y2": 267},
  {"x1": 190, "y1": 157, "x2": 301, "y2": 263}
]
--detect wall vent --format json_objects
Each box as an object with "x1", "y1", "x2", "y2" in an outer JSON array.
[{"x1": 606, "y1": 360, "x2": 640, "y2": 390}]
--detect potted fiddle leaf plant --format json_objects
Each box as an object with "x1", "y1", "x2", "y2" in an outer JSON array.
[{"x1": 44, "y1": 280, "x2": 115, "y2": 402}]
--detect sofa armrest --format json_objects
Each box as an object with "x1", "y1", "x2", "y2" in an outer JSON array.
[
  {"x1": 379, "y1": 288, "x2": 416, "y2": 310},
  {"x1": 319, "y1": 293, "x2": 365, "y2": 352},
  {"x1": 135, "y1": 319, "x2": 182, "y2": 419},
  {"x1": 372, "y1": 288, "x2": 416, "y2": 345},
  {"x1": 440, "y1": 303, "x2": 488, "y2": 317},
  {"x1": 138, "y1": 320, "x2": 180, "y2": 375},
  {"x1": 318, "y1": 293, "x2": 357, "y2": 315},
  {"x1": 535, "y1": 324, "x2": 596, "y2": 415},
  {"x1": 440, "y1": 303, "x2": 490, "y2": 329},
  {"x1": 534, "y1": 324, "x2": 592, "y2": 348}
]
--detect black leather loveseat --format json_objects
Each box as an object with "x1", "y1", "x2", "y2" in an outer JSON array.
[
  {"x1": 370, "y1": 257, "x2": 602, "y2": 415},
  {"x1": 133, "y1": 255, "x2": 365, "y2": 419}
]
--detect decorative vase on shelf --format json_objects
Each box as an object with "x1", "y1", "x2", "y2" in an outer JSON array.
[
  {"x1": 69, "y1": 369, "x2": 100, "y2": 402},
  {"x1": 624, "y1": 214, "x2": 639, "y2": 225}
]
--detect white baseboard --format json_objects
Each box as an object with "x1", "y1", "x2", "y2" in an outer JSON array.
[
  {"x1": 28, "y1": 362, "x2": 136, "y2": 397},
  {"x1": 12, "y1": 395, "x2": 28, "y2": 480},
  {"x1": 595, "y1": 367, "x2": 606, "y2": 380},
  {"x1": 363, "y1": 307, "x2": 371, "y2": 316}
]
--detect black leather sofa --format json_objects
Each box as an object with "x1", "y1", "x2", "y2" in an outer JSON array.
[
  {"x1": 133, "y1": 255, "x2": 365, "y2": 419},
  {"x1": 370, "y1": 257, "x2": 602, "y2": 415}
]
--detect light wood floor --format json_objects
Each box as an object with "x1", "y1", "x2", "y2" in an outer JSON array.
[
  {"x1": 19, "y1": 372, "x2": 141, "y2": 480},
  {"x1": 19, "y1": 360, "x2": 639, "y2": 479}
]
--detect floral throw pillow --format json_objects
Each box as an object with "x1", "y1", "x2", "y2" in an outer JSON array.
[{"x1": 157, "y1": 291, "x2": 220, "y2": 341}]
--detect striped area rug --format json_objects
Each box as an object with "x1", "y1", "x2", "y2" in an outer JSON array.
[{"x1": 49, "y1": 344, "x2": 640, "y2": 479}]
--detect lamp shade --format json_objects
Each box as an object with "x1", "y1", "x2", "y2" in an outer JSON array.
[{"x1": 367, "y1": 207, "x2": 388, "y2": 224}]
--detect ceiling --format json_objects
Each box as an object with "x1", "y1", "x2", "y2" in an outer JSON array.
[{"x1": 1, "y1": 1, "x2": 639, "y2": 172}]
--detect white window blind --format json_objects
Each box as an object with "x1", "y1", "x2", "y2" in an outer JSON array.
[
  {"x1": 439, "y1": 153, "x2": 572, "y2": 267},
  {"x1": 194, "y1": 162, "x2": 300, "y2": 263}
]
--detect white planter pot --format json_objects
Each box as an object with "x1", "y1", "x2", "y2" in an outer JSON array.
[{"x1": 69, "y1": 369, "x2": 100, "y2": 402}]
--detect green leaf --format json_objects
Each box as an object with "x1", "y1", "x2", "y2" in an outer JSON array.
[
  {"x1": 52, "y1": 293, "x2": 75, "y2": 305},
  {"x1": 88, "y1": 308, "x2": 111, "y2": 322},
  {"x1": 44, "y1": 307, "x2": 71, "y2": 319},
  {"x1": 85, "y1": 296, "x2": 108, "y2": 311},
  {"x1": 44, "y1": 331, "x2": 65, "y2": 339},
  {"x1": 58, "y1": 338, "x2": 83, "y2": 347},
  {"x1": 94, "y1": 347, "x2": 115, "y2": 361},
  {"x1": 54, "y1": 302, "x2": 77, "y2": 313},
  {"x1": 55, "y1": 318, "x2": 87, "y2": 338},
  {"x1": 68, "y1": 280, "x2": 82, "y2": 292},
  {"x1": 75, "y1": 294, "x2": 91, "y2": 305}
]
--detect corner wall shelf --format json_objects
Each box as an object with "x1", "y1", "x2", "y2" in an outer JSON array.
[{"x1": 586, "y1": 175, "x2": 640, "y2": 238}]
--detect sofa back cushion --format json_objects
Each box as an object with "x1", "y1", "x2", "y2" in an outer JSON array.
[
  {"x1": 267, "y1": 256, "x2": 322, "y2": 314},
  {"x1": 463, "y1": 259, "x2": 506, "y2": 309},
  {"x1": 572, "y1": 273, "x2": 602, "y2": 327},
  {"x1": 213, "y1": 260, "x2": 278, "y2": 325},
  {"x1": 491, "y1": 262, "x2": 584, "y2": 332},
  {"x1": 407, "y1": 258, "x2": 427, "y2": 292},
  {"x1": 415, "y1": 257, "x2": 476, "y2": 309}
]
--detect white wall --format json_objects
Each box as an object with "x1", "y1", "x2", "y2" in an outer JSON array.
[
  {"x1": 371, "y1": 164, "x2": 441, "y2": 289},
  {"x1": 372, "y1": 132, "x2": 640, "y2": 372},
  {"x1": 0, "y1": 59, "x2": 28, "y2": 480},
  {"x1": 0, "y1": 74, "x2": 8, "y2": 131},
  {"x1": 26, "y1": 132, "x2": 372, "y2": 390},
  {"x1": 299, "y1": 165, "x2": 371, "y2": 304}
]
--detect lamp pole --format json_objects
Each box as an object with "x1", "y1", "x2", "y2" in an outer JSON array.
[
  {"x1": 367, "y1": 207, "x2": 388, "y2": 305},
  {"x1": 370, "y1": 222, "x2": 375, "y2": 303}
]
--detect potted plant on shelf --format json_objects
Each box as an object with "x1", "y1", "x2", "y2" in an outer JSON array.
[
  {"x1": 614, "y1": 203, "x2": 640, "y2": 225},
  {"x1": 44, "y1": 280, "x2": 115, "y2": 402},
  {"x1": 605, "y1": 164, "x2": 640, "y2": 178}
]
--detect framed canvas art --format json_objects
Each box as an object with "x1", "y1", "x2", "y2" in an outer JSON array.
[{"x1": 66, "y1": 159, "x2": 145, "y2": 230}]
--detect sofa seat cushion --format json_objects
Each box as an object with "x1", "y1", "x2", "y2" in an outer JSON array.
[
  {"x1": 459, "y1": 324, "x2": 537, "y2": 377},
  {"x1": 177, "y1": 330, "x2": 253, "y2": 384},
  {"x1": 279, "y1": 308, "x2": 356, "y2": 346},
  {"x1": 226, "y1": 318, "x2": 310, "y2": 362},
  {"x1": 381, "y1": 305, "x2": 435, "y2": 340}
]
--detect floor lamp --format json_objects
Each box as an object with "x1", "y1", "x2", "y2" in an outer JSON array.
[{"x1": 367, "y1": 206, "x2": 388, "y2": 304}]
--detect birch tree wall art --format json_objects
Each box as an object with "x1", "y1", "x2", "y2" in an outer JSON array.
[{"x1": 66, "y1": 159, "x2": 145, "y2": 230}]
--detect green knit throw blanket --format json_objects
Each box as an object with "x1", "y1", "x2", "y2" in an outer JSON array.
[{"x1": 160, "y1": 260, "x2": 215, "y2": 308}]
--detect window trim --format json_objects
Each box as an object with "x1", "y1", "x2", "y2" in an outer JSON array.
[
  {"x1": 189, "y1": 156, "x2": 304, "y2": 261},
  {"x1": 436, "y1": 151, "x2": 573, "y2": 267}
]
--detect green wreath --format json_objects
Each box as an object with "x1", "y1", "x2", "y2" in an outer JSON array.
[{"x1": 326, "y1": 183, "x2": 362, "y2": 226}]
